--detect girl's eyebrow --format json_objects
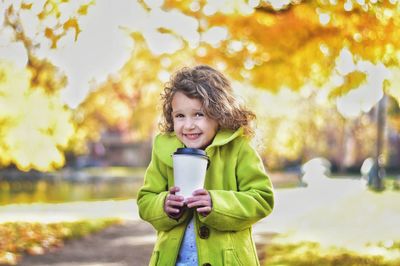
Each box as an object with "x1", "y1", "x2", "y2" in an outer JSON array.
[{"x1": 172, "y1": 109, "x2": 203, "y2": 114}]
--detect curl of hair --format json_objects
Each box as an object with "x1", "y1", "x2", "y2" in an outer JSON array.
[{"x1": 160, "y1": 65, "x2": 256, "y2": 137}]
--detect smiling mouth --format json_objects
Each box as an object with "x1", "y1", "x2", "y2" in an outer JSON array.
[{"x1": 184, "y1": 133, "x2": 201, "y2": 140}]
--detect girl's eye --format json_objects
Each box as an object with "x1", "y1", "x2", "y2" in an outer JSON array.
[
  {"x1": 174, "y1": 114, "x2": 184, "y2": 118},
  {"x1": 195, "y1": 112, "x2": 204, "y2": 117}
]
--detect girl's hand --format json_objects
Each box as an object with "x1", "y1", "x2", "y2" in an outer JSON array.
[
  {"x1": 164, "y1": 186, "x2": 185, "y2": 219},
  {"x1": 186, "y1": 189, "x2": 212, "y2": 217}
]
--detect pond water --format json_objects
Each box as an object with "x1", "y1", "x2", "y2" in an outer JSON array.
[{"x1": 0, "y1": 172, "x2": 144, "y2": 205}]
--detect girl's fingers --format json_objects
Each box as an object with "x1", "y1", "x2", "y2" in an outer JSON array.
[
  {"x1": 192, "y1": 188, "x2": 208, "y2": 196},
  {"x1": 186, "y1": 190, "x2": 212, "y2": 217},
  {"x1": 166, "y1": 199, "x2": 184, "y2": 208},
  {"x1": 196, "y1": 206, "x2": 212, "y2": 214},
  {"x1": 169, "y1": 186, "x2": 180, "y2": 194},
  {"x1": 165, "y1": 205, "x2": 180, "y2": 214},
  {"x1": 186, "y1": 195, "x2": 210, "y2": 204},
  {"x1": 165, "y1": 200, "x2": 185, "y2": 217},
  {"x1": 187, "y1": 199, "x2": 211, "y2": 208},
  {"x1": 167, "y1": 194, "x2": 184, "y2": 202},
  {"x1": 166, "y1": 188, "x2": 211, "y2": 216},
  {"x1": 164, "y1": 188, "x2": 186, "y2": 218}
]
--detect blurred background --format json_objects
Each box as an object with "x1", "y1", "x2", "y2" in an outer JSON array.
[{"x1": 1, "y1": 0, "x2": 400, "y2": 265}]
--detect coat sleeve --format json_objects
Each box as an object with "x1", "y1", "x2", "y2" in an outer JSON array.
[
  {"x1": 199, "y1": 139, "x2": 274, "y2": 231},
  {"x1": 137, "y1": 137, "x2": 190, "y2": 232}
]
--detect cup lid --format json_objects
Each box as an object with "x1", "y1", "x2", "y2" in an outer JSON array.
[{"x1": 173, "y1": 148, "x2": 208, "y2": 158}]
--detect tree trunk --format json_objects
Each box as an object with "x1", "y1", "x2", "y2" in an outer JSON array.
[{"x1": 370, "y1": 94, "x2": 387, "y2": 190}]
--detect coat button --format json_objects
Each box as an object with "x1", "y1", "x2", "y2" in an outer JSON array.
[
  {"x1": 202, "y1": 263, "x2": 211, "y2": 266},
  {"x1": 199, "y1": 225, "x2": 210, "y2": 239}
]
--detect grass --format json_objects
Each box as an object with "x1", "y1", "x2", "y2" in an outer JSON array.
[
  {"x1": 383, "y1": 176, "x2": 400, "y2": 191},
  {"x1": 264, "y1": 241, "x2": 400, "y2": 266},
  {"x1": 0, "y1": 218, "x2": 121, "y2": 265}
]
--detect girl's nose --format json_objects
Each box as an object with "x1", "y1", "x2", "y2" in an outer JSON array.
[{"x1": 184, "y1": 118, "x2": 195, "y2": 129}]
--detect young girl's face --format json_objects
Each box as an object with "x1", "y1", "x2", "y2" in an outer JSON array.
[{"x1": 171, "y1": 92, "x2": 218, "y2": 149}]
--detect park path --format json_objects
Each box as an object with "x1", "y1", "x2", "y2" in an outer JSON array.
[
  {"x1": 18, "y1": 220, "x2": 156, "y2": 266},
  {"x1": 0, "y1": 199, "x2": 139, "y2": 224}
]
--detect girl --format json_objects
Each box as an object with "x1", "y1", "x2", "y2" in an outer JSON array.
[{"x1": 137, "y1": 65, "x2": 274, "y2": 266}]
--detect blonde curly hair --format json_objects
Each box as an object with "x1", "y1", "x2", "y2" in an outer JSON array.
[{"x1": 160, "y1": 65, "x2": 255, "y2": 137}]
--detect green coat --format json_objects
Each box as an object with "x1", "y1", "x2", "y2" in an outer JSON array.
[{"x1": 137, "y1": 128, "x2": 274, "y2": 266}]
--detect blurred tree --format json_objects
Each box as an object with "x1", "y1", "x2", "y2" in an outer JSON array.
[
  {"x1": 141, "y1": 0, "x2": 399, "y2": 187},
  {"x1": 161, "y1": 0, "x2": 400, "y2": 98},
  {"x1": 79, "y1": 0, "x2": 400, "y2": 179},
  {"x1": 3, "y1": 0, "x2": 94, "y2": 91},
  {"x1": 0, "y1": 0, "x2": 93, "y2": 171},
  {"x1": 0, "y1": 61, "x2": 74, "y2": 171},
  {"x1": 4, "y1": 0, "x2": 399, "y2": 177}
]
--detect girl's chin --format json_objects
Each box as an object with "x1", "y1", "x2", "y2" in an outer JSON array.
[
  {"x1": 183, "y1": 140, "x2": 202, "y2": 149},
  {"x1": 182, "y1": 137, "x2": 198, "y2": 144},
  {"x1": 181, "y1": 136, "x2": 210, "y2": 149},
  {"x1": 184, "y1": 143, "x2": 201, "y2": 149},
  {"x1": 184, "y1": 142, "x2": 210, "y2": 150}
]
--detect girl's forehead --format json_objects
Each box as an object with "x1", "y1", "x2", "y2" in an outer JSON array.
[
  {"x1": 171, "y1": 93, "x2": 207, "y2": 111},
  {"x1": 172, "y1": 91, "x2": 203, "y2": 102}
]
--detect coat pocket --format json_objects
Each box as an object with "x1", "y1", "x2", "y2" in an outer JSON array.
[
  {"x1": 223, "y1": 249, "x2": 243, "y2": 266},
  {"x1": 149, "y1": 251, "x2": 159, "y2": 266}
]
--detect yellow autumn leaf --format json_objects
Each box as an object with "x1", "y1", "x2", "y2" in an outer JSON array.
[
  {"x1": 78, "y1": 1, "x2": 95, "y2": 15},
  {"x1": 20, "y1": 3, "x2": 33, "y2": 10},
  {"x1": 63, "y1": 18, "x2": 81, "y2": 41},
  {"x1": 329, "y1": 71, "x2": 368, "y2": 99}
]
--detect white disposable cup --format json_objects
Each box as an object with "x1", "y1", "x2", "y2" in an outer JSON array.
[{"x1": 172, "y1": 148, "x2": 209, "y2": 199}]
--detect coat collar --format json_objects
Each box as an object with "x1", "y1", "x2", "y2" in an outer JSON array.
[
  {"x1": 205, "y1": 127, "x2": 243, "y2": 151},
  {"x1": 155, "y1": 128, "x2": 244, "y2": 167}
]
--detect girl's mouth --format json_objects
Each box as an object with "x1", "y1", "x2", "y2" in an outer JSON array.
[{"x1": 184, "y1": 133, "x2": 201, "y2": 140}]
